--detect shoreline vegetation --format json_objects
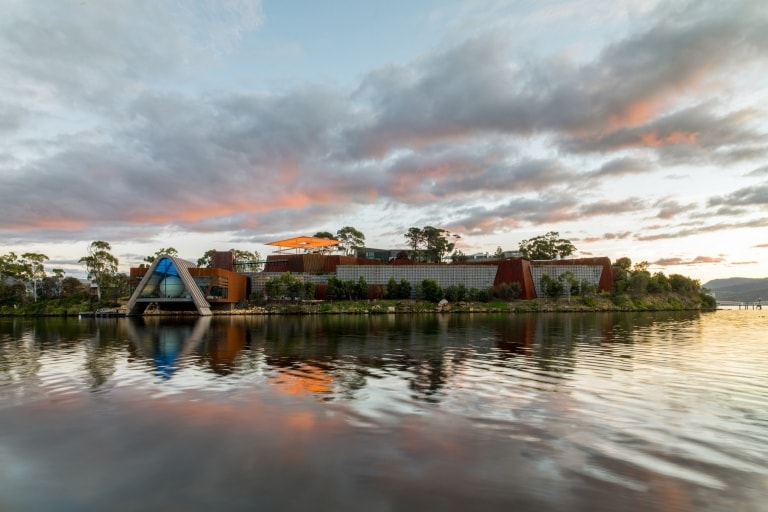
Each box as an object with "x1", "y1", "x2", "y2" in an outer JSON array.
[
  {"x1": 0, "y1": 291, "x2": 716, "y2": 318},
  {"x1": 2, "y1": 236, "x2": 718, "y2": 318}
]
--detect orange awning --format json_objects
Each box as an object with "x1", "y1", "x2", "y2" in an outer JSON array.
[{"x1": 266, "y1": 236, "x2": 340, "y2": 253}]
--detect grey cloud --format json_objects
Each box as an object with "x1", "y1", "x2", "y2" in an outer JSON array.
[
  {"x1": 589, "y1": 157, "x2": 655, "y2": 178},
  {"x1": 708, "y1": 182, "x2": 768, "y2": 207},
  {"x1": 747, "y1": 164, "x2": 768, "y2": 176},
  {"x1": 2, "y1": 0, "x2": 766, "y2": 248},
  {"x1": 653, "y1": 255, "x2": 725, "y2": 266},
  {"x1": 560, "y1": 104, "x2": 766, "y2": 160},
  {"x1": 654, "y1": 198, "x2": 697, "y2": 219},
  {"x1": 578, "y1": 198, "x2": 648, "y2": 217},
  {"x1": 637, "y1": 217, "x2": 768, "y2": 241}
]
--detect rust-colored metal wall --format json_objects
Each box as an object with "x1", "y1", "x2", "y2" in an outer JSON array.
[
  {"x1": 212, "y1": 250, "x2": 235, "y2": 271},
  {"x1": 189, "y1": 267, "x2": 248, "y2": 303},
  {"x1": 493, "y1": 259, "x2": 537, "y2": 299}
]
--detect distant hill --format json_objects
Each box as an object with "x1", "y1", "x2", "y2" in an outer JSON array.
[{"x1": 703, "y1": 277, "x2": 768, "y2": 303}]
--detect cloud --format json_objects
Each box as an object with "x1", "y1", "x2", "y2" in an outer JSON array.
[
  {"x1": 747, "y1": 164, "x2": 768, "y2": 176},
  {"x1": 588, "y1": 157, "x2": 655, "y2": 178},
  {"x1": 654, "y1": 198, "x2": 697, "y2": 219},
  {"x1": 1, "y1": 0, "x2": 767, "y2": 257},
  {"x1": 708, "y1": 182, "x2": 768, "y2": 208},
  {"x1": 653, "y1": 255, "x2": 725, "y2": 266},
  {"x1": 637, "y1": 217, "x2": 768, "y2": 241},
  {"x1": 604, "y1": 231, "x2": 633, "y2": 240}
]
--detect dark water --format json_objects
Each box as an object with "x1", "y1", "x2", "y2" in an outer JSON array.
[{"x1": 1, "y1": 311, "x2": 766, "y2": 511}]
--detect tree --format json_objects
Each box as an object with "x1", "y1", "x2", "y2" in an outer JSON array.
[
  {"x1": 310, "y1": 232, "x2": 338, "y2": 254},
  {"x1": 518, "y1": 231, "x2": 576, "y2": 260},
  {"x1": 79, "y1": 241, "x2": 118, "y2": 302},
  {"x1": 61, "y1": 277, "x2": 87, "y2": 298},
  {"x1": 20, "y1": 252, "x2": 49, "y2": 302},
  {"x1": 232, "y1": 249, "x2": 262, "y2": 272},
  {"x1": 143, "y1": 247, "x2": 178, "y2": 266},
  {"x1": 540, "y1": 273, "x2": 564, "y2": 299},
  {"x1": 417, "y1": 279, "x2": 444, "y2": 303},
  {"x1": 404, "y1": 226, "x2": 459, "y2": 263},
  {"x1": 335, "y1": 226, "x2": 365, "y2": 256},
  {"x1": 404, "y1": 227, "x2": 425, "y2": 255},
  {"x1": 614, "y1": 257, "x2": 632, "y2": 271},
  {"x1": 197, "y1": 249, "x2": 262, "y2": 271},
  {"x1": 0, "y1": 252, "x2": 23, "y2": 280}
]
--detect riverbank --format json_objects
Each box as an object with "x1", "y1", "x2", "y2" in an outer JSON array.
[
  {"x1": 230, "y1": 292, "x2": 712, "y2": 315},
  {"x1": 0, "y1": 292, "x2": 716, "y2": 317}
]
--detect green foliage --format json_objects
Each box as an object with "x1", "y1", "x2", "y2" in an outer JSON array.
[
  {"x1": 386, "y1": 277, "x2": 412, "y2": 299},
  {"x1": 326, "y1": 276, "x2": 368, "y2": 300},
  {"x1": 648, "y1": 272, "x2": 671, "y2": 293},
  {"x1": 612, "y1": 293, "x2": 633, "y2": 309},
  {"x1": 614, "y1": 257, "x2": 632, "y2": 271},
  {"x1": 404, "y1": 226, "x2": 460, "y2": 263},
  {"x1": 669, "y1": 274, "x2": 700, "y2": 295},
  {"x1": 79, "y1": 241, "x2": 118, "y2": 301},
  {"x1": 265, "y1": 272, "x2": 314, "y2": 301},
  {"x1": 336, "y1": 226, "x2": 366, "y2": 256},
  {"x1": 417, "y1": 279, "x2": 444, "y2": 303},
  {"x1": 580, "y1": 280, "x2": 597, "y2": 297},
  {"x1": 629, "y1": 271, "x2": 650, "y2": 297},
  {"x1": 444, "y1": 283, "x2": 469, "y2": 302},
  {"x1": 494, "y1": 282, "x2": 521, "y2": 300},
  {"x1": 467, "y1": 287, "x2": 492, "y2": 303},
  {"x1": 197, "y1": 249, "x2": 262, "y2": 271},
  {"x1": 540, "y1": 273, "x2": 564, "y2": 299},
  {"x1": 699, "y1": 290, "x2": 717, "y2": 310},
  {"x1": 518, "y1": 231, "x2": 576, "y2": 260}
]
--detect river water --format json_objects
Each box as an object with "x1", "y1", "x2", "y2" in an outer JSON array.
[{"x1": 0, "y1": 310, "x2": 766, "y2": 511}]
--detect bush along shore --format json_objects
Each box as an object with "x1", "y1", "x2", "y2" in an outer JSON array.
[{"x1": 0, "y1": 290, "x2": 716, "y2": 317}]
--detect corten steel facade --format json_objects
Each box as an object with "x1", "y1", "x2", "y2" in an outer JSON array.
[{"x1": 252, "y1": 254, "x2": 613, "y2": 300}]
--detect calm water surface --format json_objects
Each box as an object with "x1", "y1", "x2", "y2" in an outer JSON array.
[{"x1": 1, "y1": 311, "x2": 766, "y2": 511}]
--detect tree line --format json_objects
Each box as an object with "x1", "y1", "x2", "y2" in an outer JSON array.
[{"x1": 0, "y1": 241, "x2": 262, "y2": 309}]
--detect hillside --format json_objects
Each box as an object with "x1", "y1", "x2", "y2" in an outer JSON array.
[{"x1": 703, "y1": 277, "x2": 768, "y2": 303}]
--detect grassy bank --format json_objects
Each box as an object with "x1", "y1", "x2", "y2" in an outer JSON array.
[{"x1": 0, "y1": 291, "x2": 714, "y2": 317}]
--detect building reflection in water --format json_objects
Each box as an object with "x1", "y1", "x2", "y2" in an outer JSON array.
[
  {"x1": 122, "y1": 312, "x2": 667, "y2": 399},
  {"x1": 126, "y1": 317, "x2": 211, "y2": 379}
]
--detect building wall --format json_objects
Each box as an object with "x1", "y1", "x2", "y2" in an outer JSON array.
[
  {"x1": 250, "y1": 256, "x2": 613, "y2": 301},
  {"x1": 336, "y1": 265, "x2": 498, "y2": 298},
  {"x1": 528, "y1": 258, "x2": 613, "y2": 297}
]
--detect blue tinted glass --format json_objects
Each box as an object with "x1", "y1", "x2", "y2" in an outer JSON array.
[{"x1": 155, "y1": 257, "x2": 180, "y2": 276}]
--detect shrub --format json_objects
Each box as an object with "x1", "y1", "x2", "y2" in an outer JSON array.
[
  {"x1": 385, "y1": 277, "x2": 399, "y2": 299},
  {"x1": 444, "y1": 283, "x2": 468, "y2": 302},
  {"x1": 417, "y1": 279, "x2": 444, "y2": 303},
  {"x1": 397, "y1": 279, "x2": 412, "y2": 299},
  {"x1": 541, "y1": 273, "x2": 564, "y2": 299},
  {"x1": 494, "y1": 282, "x2": 521, "y2": 301},
  {"x1": 468, "y1": 287, "x2": 492, "y2": 303}
]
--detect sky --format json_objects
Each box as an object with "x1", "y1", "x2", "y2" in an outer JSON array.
[{"x1": 1, "y1": 0, "x2": 767, "y2": 284}]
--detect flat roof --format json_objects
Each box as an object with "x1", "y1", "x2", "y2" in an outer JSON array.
[{"x1": 266, "y1": 236, "x2": 340, "y2": 253}]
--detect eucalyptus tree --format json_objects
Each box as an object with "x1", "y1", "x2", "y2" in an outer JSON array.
[
  {"x1": 405, "y1": 226, "x2": 459, "y2": 263},
  {"x1": 335, "y1": 226, "x2": 365, "y2": 256},
  {"x1": 197, "y1": 248, "x2": 262, "y2": 272},
  {"x1": 142, "y1": 247, "x2": 179, "y2": 266},
  {"x1": 79, "y1": 241, "x2": 119, "y2": 302},
  {"x1": 20, "y1": 252, "x2": 49, "y2": 301},
  {"x1": 518, "y1": 231, "x2": 576, "y2": 260}
]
